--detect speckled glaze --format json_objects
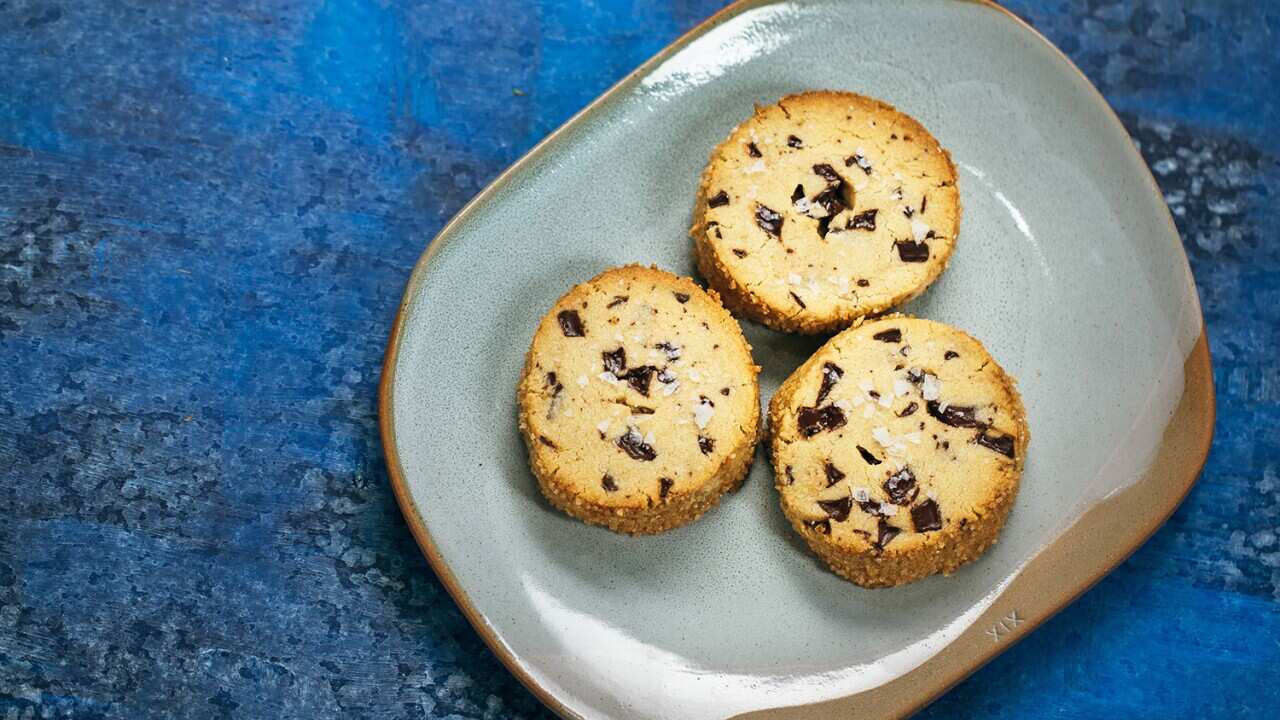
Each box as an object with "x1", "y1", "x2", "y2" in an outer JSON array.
[{"x1": 381, "y1": 1, "x2": 1211, "y2": 718}]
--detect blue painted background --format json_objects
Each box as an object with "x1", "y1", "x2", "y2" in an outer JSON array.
[{"x1": 1, "y1": 1, "x2": 1277, "y2": 717}]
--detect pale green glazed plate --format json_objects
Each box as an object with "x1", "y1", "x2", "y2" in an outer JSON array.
[{"x1": 379, "y1": 1, "x2": 1214, "y2": 718}]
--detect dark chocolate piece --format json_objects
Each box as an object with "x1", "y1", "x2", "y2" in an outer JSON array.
[
  {"x1": 920, "y1": 195, "x2": 928, "y2": 213},
  {"x1": 538, "y1": 435, "x2": 558, "y2": 449},
  {"x1": 873, "y1": 328, "x2": 902, "y2": 343},
  {"x1": 732, "y1": 248, "x2": 747, "y2": 258},
  {"x1": 845, "y1": 154, "x2": 872, "y2": 175},
  {"x1": 791, "y1": 184, "x2": 806, "y2": 203},
  {"x1": 895, "y1": 240, "x2": 930, "y2": 262},
  {"x1": 857, "y1": 445, "x2": 882, "y2": 465},
  {"x1": 812, "y1": 185, "x2": 845, "y2": 217},
  {"x1": 698, "y1": 435, "x2": 715, "y2": 455},
  {"x1": 813, "y1": 163, "x2": 840, "y2": 183},
  {"x1": 787, "y1": 134, "x2": 803, "y2": 148},
  {"x1": 789, "y1": 291, "x2": 807, "y2": 309},
  {"x1": 720, "y1": 387, "x2": 731, "y2": 396},
  {"x1": 944, "y1": 350, "x2": 960, "y2": 360},
  {"x1": 616, "y1": 428, "x2": 656, "y2": 461},
  {"x1": 755, "y1": 204, "x2": 784, "y2": 238},
  {"x1": 557, "y1": 310, "x2": 585, "y2": 337},
  {"x1": 708, "y1": 190, "x2": 730, "y2": 208},
  {"x1": 602, "y1": 348, "x2": 627, "y2": 375},
  {"x1": 824, "y1": 462, "x2": 846, "y2": 487},
  {"x1": 926, "y1": 400, "x2": 984, "y2": 428},
  {"x1": 856, "y1": 279, "x2": 870, "y2": 287},
  {"x1": 601, "y1": 474, "x2": 618, "y2": 492},
  {"x1": 876, "y1": 519, "x2": 901, "y2": 548},
  {"x1": 606, "y1": 295, "x2": 628, "y2": 308},
  {"x1": 897, "y1": 401, "x2": 919, "y2": 417},
  {"x1": 903, "y1": 206, "x2": 914, "y2": 218},
  {"x1": 847, "y1": 209, "x2": 877, "y2": 230},
  {"x1": 659, "y1": 477, "x2": 674, "y2": 498},
  {"x1": 815, "y1": 362, "x2": 844, "y2": 405},
  {"x1": 747, "y1": 142, "x2": 762, "y2": 158},
  {"x1": 976, "y1": 430, "x2": 1016, "y2": 458},
  {"x1": 674, "y1": 292, "x2": 690, "y2": 303},
  {"x1": 797, "y1": 404, "x2": 847, "y2": 437},
  {"x1": 817, "y1": 215, "x2": 833, "y2": 238},
  {"x1": 656, "y1": 368, "x2": 676, "y2": 384},
  {"x1": 911, "y1": 498, "x2": 943, "y2": 532},
  {"x1": 817, "y1": 495, "x2": 853, "y2": 522},
  {"x1": 623, "y1": 366, "x2": 655, "y2": 396},
  {"x1": 654, "y1": 341, "x2": 681, "y2": 360},
  {"x1": 884, "y1": 467, "x2": 918, "y2": 505},
  {"x1": 785, "y1": 465, "x2": 796, "y2": 485}
]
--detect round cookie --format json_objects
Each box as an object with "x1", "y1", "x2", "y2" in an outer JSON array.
[
  {"x1": 518, "y1": 265, "x2": 761, "y2": 534},
  {"x1": 768, "y1": 317, "x2": 1028, "y2": 587},
  {"x1": 691, "y1": 91, "x2": 960, "y2": 334}
]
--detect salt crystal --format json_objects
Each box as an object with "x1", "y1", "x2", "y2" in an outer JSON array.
[
  {"x1": 922, "y1": 374, "x2": 941, "y2": 401},
  {"x1": 878, "y1": 393, "x2": 893, "y2": 408},
  {"x1": 872, "y1": 426, "x2": 893, "y2": 446},
  {"x1": 858, "y1": 378, "x2": 875, "y2": 392},
  {"x1": 911, "y1": 218, "x2": 931, "y2": 242},
  {"x1": 577, "y1": 375, "x2": 588, "y2": 387},
  {"x1": 893, "y1": 379, "x2": 913, "y2": 397},
  {"x1": 596, "y1": 420, "x2": 610, "y2": 434},
  {"x1": 834, "y1": 399, "x2": 852, "y2": 412},
  {"x1": 693, "y1": 399, "x2": 715, "y2": 429},
  {"x1": 852, "y1": 487, "x2": 871, "y2": 502},
  {"x1": 745, "y1": 159, "x2": 766, "y2": 174},
  {"x1": 599, "y1": 371, "x2": 619, "y2": 384},
  {"x1": 862, "y1": 404, "x2": 876, "y2": 418}
]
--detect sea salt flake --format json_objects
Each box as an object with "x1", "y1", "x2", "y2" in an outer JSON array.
[
  {"x1": 596, "y1": 420, "x2": 610, "y2": 433},
  {"x1": 745, "y1": 159, "x2": 766, "y2": 174},
  {"x1": 834, "y1": 399, "x2": 852, "y2": 412},
  {"x1": 577, "y1": 375, "x2": 588, "y2": 387},
  {"x1": 921, "y1": 373, "x2": 941, "y2": 401},
  {"x1": 862, "y1": 404, "x2": 876, "y2": 418},
  {"x1": 872, "y1": 426, "x2": 893, "y2": 447},
  {"x1": 893, "y1": 379, "x2": 913, "y2": 397},
  {"x1": 878, "y1": 393, "x2": 893, "y2": 408},
  {"x1": 693, "y1": 399, "x2": 715, "y2": 429},
  {"x1": 852, "y1": 487, "x2": 871, "y2": 502},
  {"x1": 599, "y1": 371, "x2": 619, "y2": 384},
  {"x1": 911, "y1": 218, "x2": 931, "y2": 242}
]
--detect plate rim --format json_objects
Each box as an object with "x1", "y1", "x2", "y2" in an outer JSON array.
[{"x1": 377, "y1": 1, "x2": 1216, "y2": 717}]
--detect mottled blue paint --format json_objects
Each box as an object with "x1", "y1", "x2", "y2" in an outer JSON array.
[{"x1": 1, "y1": 1, "x2": 1277, "y2": 718}]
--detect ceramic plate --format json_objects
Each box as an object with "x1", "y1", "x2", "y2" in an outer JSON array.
[{"x1": 379, "y1": 1, "x2": 1214, "y2": 717}]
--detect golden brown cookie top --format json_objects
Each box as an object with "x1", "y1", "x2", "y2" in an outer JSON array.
[
  {"x1": 770, "y1": 316, "x2": 1027, "y2": 554},
  {"x1": 693, "y1": 91, "x2": 960, "y2": 333},
  {"x1": 519, "y1": 265, "x2": 760, "y2": 510}
]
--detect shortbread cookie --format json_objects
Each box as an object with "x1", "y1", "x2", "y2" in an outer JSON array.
[
  {"x1": 768, "y1": 317, "x2": 1028, "y2": 587},
  {"x1": 518, "y1": 265, "x2": 761, "y2": 534},
  {"x1": 692, "y1": 91, "x2": 960, "y2": 334}
]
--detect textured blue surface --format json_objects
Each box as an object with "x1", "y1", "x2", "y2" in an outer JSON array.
[{"x1": 1, "y1": 1, "x2": 1278, "y2": 717}]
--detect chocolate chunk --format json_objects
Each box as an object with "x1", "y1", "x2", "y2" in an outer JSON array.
[
  {"x1": 698, "y1": 435, "x2": 715, "y2": 455},
  {"x1": 884, "y1": 467, "x2": 918, "y2": 505},
  {"x1": 815, "y1": 362, "x2": 844, "y2": 405},
  {"x1": 805, "y1": 519, "x2": 831, "y2": 535},
  {"x1": 873, "y1": 328, "x2": 902, "y2": 343},
  {"x1": 538, "y1": 435, "x2": 558, "y2": 449},
  {"x1": 976, "y1": 430, "x2": 1016, "y2": 458},
  {"x1": 791, "y1": 184, "x2": 806, "y2": 203},
  {"x1": 674, "y1": 292, "x2": 690, "y2": 303},
  {"x1": 732, "y1": 248, "x2": 748, "y2": 258},
  {"x1": 895, "y1": 240, "x2": 930, "y2": 262},
  {"x1": 606, "y1": 295, "x2": 628, "y2": 308},
  {"x1": 812, "y1": 163, "x2": 840, "y2": 183},
  {"x1": 856, "y1": 279, "x2": 870, "y2": 287},
  {"x1": 557, "y1": 310, "x2": 585, "y2": 337},
  {"x1": 546, "y1": 371, "x2": 562, "y2": 392},
  {"x1": 824, "y1": 462, "x2": 846, "y2": 487},
  {"x1": 845, "y1": 154, "x2": 873, "y2": 175},
  {"x1": 816, "y1": 216, "x2": 833, "y2": 238},
  {"x1": 601, "y1": 474, "x2": 618, "y2": 492},
  {"x1": 708, "y1": 190, "x2": 730, "y2": 208},
  {"x1": 623, "y1": 366, "x2": 655, "y2": 396},
  {"x1": 868, "y1": 390, "x2": 880, "y2": 399},
  {"x1": 920, "y1": 195, "x2": 928, "y2": 213},
  {"x1": 897, "y1": 401, "x2": 919, "y2": 417},
  {"x1": 602, "y1": 348, "x2": 627, "y2": 375},
  {"x1": 856, "y1": 496, "x2": 884, "y2": 516},
  {"x1": 857, "y1": 445, "x2": 882, "y2": 465},
  {"x1": 785, "y1": 465, "x2": 796, "y2": 485},
  {"x1": 747, "y1": 142, "x2": 762, "y2": 158},
  {"x1": 847, "y1": 209, "x2": 877, "y2": 230},
  {"x1": 817, "y1": 495, "x2": 853, "y2": 522},
  {"x1": 903, "y1": 206, "x2": 914, "y2": 218},
  {"x1": 654, "y1": 341, "x2": 681, "y2": 360},
  {"x1": 876, "y1": 519, "x2": 901, "y2": 548},
  {"x1": 911, "y1": 498, "x2": 943, "y2": 532},
  {"x1": 713, "y1": 226, "x2": 723, "y2": 239},
  {"x1": 617, "y1": 428, "x2": 656, "y2": 461},
  {"x1": 926, "y1": 400, "x2": 984, "y2": 428},
  {"x1": 944, "y1": 350, "x2": 960, "y2": 360},
  {"x1": 797, "y1": 404, "x2": 847, "y2": 437},
  {"x1": 720, "y1": 387, "x2": 731, "y2": 396},
  {"x1": 755, "y1": 204, "x2": 783, "y2": 238},
  {"x1": 789, "y1": 291, "x2": 807, "y2": 309},
  {"x1": 626, "y1": 404, "x2": 655, "y2": 414},
  {"x1": 787, "y1": 134, "x2": 803, "y2": 148},
  {"x1": 812, "y1": 185, "x2": 845, "y2": 217},
  {"x1": 659, "y1": 477, "x2": 674, "y2": 498},
  {"x1": 906, "y1": 368, "x2": 924, "y2": 384},
  {"x1": 656, "y1": 368, "x2": 676, "y2": 384}
]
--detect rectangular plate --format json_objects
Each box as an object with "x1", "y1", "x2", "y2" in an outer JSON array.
[{"x1": 380, "y1": 1, "x2": 1214, "y2": 717}]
